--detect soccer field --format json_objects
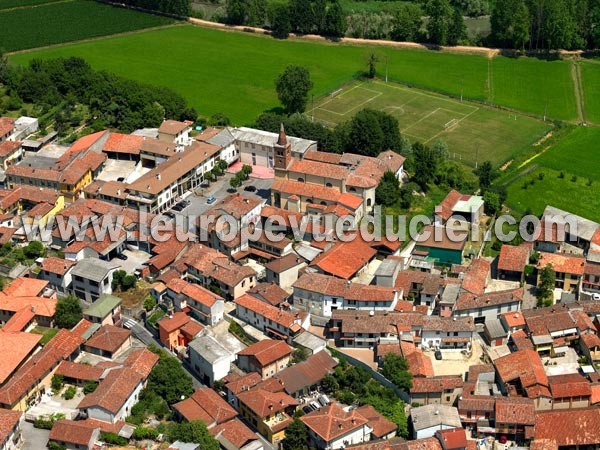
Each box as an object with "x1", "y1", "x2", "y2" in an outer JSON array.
[{"x1": 310, "y1": 80, "x2": 551, "y2": 167}]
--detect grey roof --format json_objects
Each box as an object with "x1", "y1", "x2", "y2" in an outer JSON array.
[
  {"x1": 18, "y1": 155, "x2": 57, "y2": 169},
  {"x1": 206, "y1": 127, "x2": 236, "y2": 147},
  {"x1": 168, "y1": 442, "x2": 200, "y2": 450},
  {"x1": 71, "y1": 258, "x2": 120, "y2": 282},
  {"x1": 131, "y1": 128, "x2": 159, "y2": 138},
  {"x1": 411, "y1": 404, "x2": 462, "y2": 431},
  {"x1": 188, "y1": 334, "x2": 233, "y2": 363},
  {"x1": 440, "y1": 284, "x2": 461, "y2": 305},
  {"x1": 531, "y1": 334, "x2": 553, "y2": 345},
  {"x1": 82, "y1": 323, "x2": 100, "y2": 341},
  {"x1": 559, "y1": 292, "x2": 577, "y2": 304},
  {"x1": 484, "y1": 318, "x2": 508, "y2": 339},
  {"x1": 292, "y1": 331, "x2": 326, "y2": 352},
  {"x1": 294, "y1": 243, "x2": 322, "y2": 262},
  {"x1": 543, "y1": 206, "x2": 599, "y2": 242},
  {"x1": 232, "y1": 127, "x2": 317, "y2": 156},
  {"x1": 375, "y1": 258, "x2": 401, "y2": 277}
]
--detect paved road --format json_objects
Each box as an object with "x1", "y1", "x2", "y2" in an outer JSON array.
[
  {"x1": 123, "y1": 315, "x2": 204, "y2": 389},
  {"x1": 21, "y1": 420, "x2": 49, "y2": 450}
]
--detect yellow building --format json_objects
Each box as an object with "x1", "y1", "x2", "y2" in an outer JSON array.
[{"x1": 236, "y1": 389, "x2": 298, "y2": 444}]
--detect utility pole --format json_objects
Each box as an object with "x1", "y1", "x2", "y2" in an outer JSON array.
[
  {"x1": 385, "y1": 56, "x2": 388, "y2": 83},
  {"x1": 311, "y1": 94, "x2": 314, "y2": 122},
  {"x1": 475, "y1": 143, "x2": 479, "y2": 169}
]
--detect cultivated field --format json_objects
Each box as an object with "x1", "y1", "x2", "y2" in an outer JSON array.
[
  {"x1": 581, "y1": 62, "x2": 600, "y2": 124},
  {"x1": 310, "y1": 80, "x2": 550, "y2": 166},
  {"x1": 502, "y1": 127, "x2": 600, "y2": 221},
  {"x1": 0, "y1": 0, "x2": 174, "y2": 52},
  {"x1": 0, "y1": 0, "x2": 58, "y2": 9}
]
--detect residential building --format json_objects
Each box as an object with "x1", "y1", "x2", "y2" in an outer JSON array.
[
  {"x1": 237, "y1": 339, "x2": 292, "y2": 380},
  {"x1": 436, "y1": 189, "x2": 484, "y2": 226},
  {"x1": 0, "y1": 141, "x2": 23, "y2": 172},
  {"x1": 83, "y1": 325, "x2": 131, "y2": 358},
  {"x1": 536, "y1": 252, "x2": 585, "y2": 292},
  {"x1": 158, "y1": 312, "x2": 203, "y2": 351},
  {"x1": 82, "y1": 294, "x2": 122, "y2": 326},
  {"x1": 293, "y1": 273, "x2": 398, "y2": 323},
  {"x1": 172, "y1": 387, "x2": 237, "y2": 425},
  {"x1": 494, "y1": 397, "x2": 535, "y2": 443},
  {"x1": 309, "y1": 239, "x2": 377, "y2": 280},
  {"x1": 533, "y1": 407, "x2": 600, "y2": 449},
  {"x1": 0, "y1": 409, "x2": 21, "y2": 450},
  {"x1": 0, "y1": 331, "x2": 41, "y2": 385},
  {"x1": 497, "y1": 243, "x2": 532, "y2": 282},
  {"x1": 410, "y1": 376, "x2": 463, "y2": 407},
  {"x1": 301, "y1": 404, "x2": 373, "y2": 450},
  {"x1": 188, "y1": 334, "x2": 236, "y2": 386},
  {"x1": 413, "y1": 225, "x2": 468, "y2": 267},
  {"x1": 547, "y1": 373, "x2": 592, "y2": 409},
  {"x1": 38, "y1": 257, "x2": 75, "y2": 294},
  {"x1": 158, "y1": 120, "x2": 193, "y2": 146},
  {"x1": 195, "y1": 127, "x2": 238, "y2": 165},
  {"x1": 435, "y1": 429, "x2": 467, "y2": 450},
  {"x1": 164, "y1": 278, "x2": 224, "y2": 326},
  {"x1": 209, "y1": 418, "x2": 262, "y2": 450},
  {"x1": 277, "y1": 350, "x2": 338, "y2": 397},
  {"x1": 236, "y1": 389, "x2": 298, "y2": 444},
  {"x1": 247, "y1": 282, "x2": 290, "y2": 307},
  {"x1": 421, "y1": 316, "x2": 475, "y2": 352},
  {"x1": 355, "y1": 405, "x2": 396, "y2": 441},
  {"x1": 48, "y1": 420, "x2": 100, "y2": 450},
  {"x1": 264, "y1": 253, "x2": 306, "y2": 290},
  {"x1": 410, "y1": 404, "x2": 462, "y2": 439},
  {"x1": 453, "y1": 288, "x2": 522, "y2": 324},
  {"x1": 234, "y1": 294, "x2": 310, "y2": 342},
  {"x1": 71, "y1": 259, "x2": 120, "y2": 302}
]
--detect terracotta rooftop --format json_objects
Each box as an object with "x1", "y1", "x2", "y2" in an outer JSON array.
[
  {"x1": 210, "y1": 418, "x2": 257, "y2": 448},
  {"x1": 49, "y1": 419, "x2": 99, "y2": 447},
  {"x1": 411, "y1": 375, "x2": 463, "y2": 394},
  {"x1": 310, "y1": 239, "x2": 376, "y2": 279},
  {"x1": 0, "y1": 409, "x2": 21, "y2": 445},
  {"x1": 460, "y1": 258, "x2": 490, "y2": 295},
  {"x1": 0, "y1": 140, "x2": 21, "y2": 158},
  {"x1": 123, "y1": 348, "x2": 159, "y2": 378},
  {"x1": 248, "y1": 282, "x2": 290, "y2": 307},
  {"x1": 437, "y1": 189, "x2": 463, "y2": 221},
  {"x1": 84, "y1": 325, "x2": 130, "y2": 353},
  {"x1": 55, "y1": 361, "x2": 103, "y2": 382},
  {"x1": 77, "y1": 367, "x2": 142, "y2": 414},
  {"x1": 238, "y1": 339, "x2": 292, "y2": 366},
  {"x1": 548, "y1": 373, "x2": 592, "y2": 399},
  {"x1": 356, "y1": 404, "x2": 396, "y2": 439},
  {"x1": 534, "y1": 408, "x2": 600, "y2": 446},
  {"x1": 173, "y1": 387, "x2": 237, "y2": 425},
  {"x1": 537, "y1": 251, "x2": 585, "y2": 275},
  {"x1": 277, "y1": 350, "x2": 337, "y2": 395},
  {"x1": 1, "y1": 307, "x2": 35, "y2": 333},
  {"x1": 301, "y1": 403, "x2": 369, "y2": 442},
  {"x1": 2, "y1": 276, "x2": 49, "y2": 297},
  {"x1": 500, "y1": 311, "x2": 526, "y2": 329},
  {"x1": 237, "y1": 389, "x2": 298, "y2": 418},
  {"x1": 0, "y1": 331, "x2": 41, "y2": 384},
  {"x1": 498, "y1": 244, "x2": 531, "y2": 273},
  {"x1": 235, "y1": 294, "x2": 303, "y2": 330},
  {"x1": 158, "y1": 119, "x2": 191, "y2": 135},
  {"x1": 495, "y1": 397, "x2": 535, "y2": 425},
  {"x1": 294, "y1": 272, "x2": 396, "y2": 302},
  {"x1": 435, "y1": 428, "x2": 467, "y2": 450},
  {"x1": 224, "y1": 372, "x2": 262, "y2": 395},
  {"x1": 40, "y1": 257, "x2": 76, "y2": 275},
  {"x1": 102, "y1": 133, "x2": 144, "y2": 155},
  {"x1": 0, "y1": 117, "x2": 15, "y2": 137},
  {"x1": 494, "y1": 349, "x2": 549, "y2": 396},
  {"x1": 455, "y1": 288, "x2": 522, "y2": 312}
]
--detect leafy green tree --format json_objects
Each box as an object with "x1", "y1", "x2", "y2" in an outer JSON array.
[
  {"x1": 412, "y1": 142, "x2": 437, "y2": 192},
  {"x1": 537, "y1": 263, "x2": 556, "y2": 306},
  {"x1": 143, "y1": 295, "x2": 156, "y2": 312},
  {"x1": 282, "y1": 418, "x2": 308, "y2": 450},
  {"x1": 226, "y1": 0, "x2": 247, "y2": 25},
  {"x1": 55, "y1": 295, "x2": 83, "y2": 329},
  {"x1": 512, "y1": 1, "x2": 531, "y2": 50},
  {"x1": 324, "y1": 0, "x2": 347, "y2": 37},
  {"x1": 292, "y1": 347, "x2": 309, "y2": 363},
  {"x1": 399, "y1": 182, "x2": 418, "y2": 209},
  {"x1": 392, "y1": 4, "x2": 423, "y2": 41},
  {"x1": 83, "y1": 381, "x2": 98, "y2": 394},
  {"x1": 448, "y1": 7, "x2": 467, "y2": 45},
  {"x1": 376, "y1": 171, "x2": 401, "y2": 207},
  {"x1": 426, "y1": 0, "x2": 453, "y2": 45},
  {"x1": 366, "y1": 52, "x2": 378, "y2": 78},
  {"x1": 289, "y1": 0, "x2": 315, "y2": 33},
  {"x1": 482, "y1": 190, "x2": 501, "y2": 216},
  {"x1": 241, "y1": 164, "x2": 253, "y2": 179},
  {"x1": 167, "y1": 421, "x2": 219, "y2": 449},
  {"x1": 275, "y1": 65, "x2": 313, "y2": 113},
  {"x1": 380, "y1": 353, "x2": 413, "y2": 392},
  {"x1": 147, "y1": 347, "x2": 194, "y2": 405},
  {"x1": 51, "y1": 375, "x2": 64, "y2": 392},
  {"x1": 271, "y1": 2, "x2": 292, "y2": 38},
  {"x1": 217, "y1": 160, "x2": 229, "y2": 173},
  {"x1": 346, "y1": 109, "x2": 384, "y2": 157},
  {"x1": 230, "y1": 173, "x2": 243, "y2": 188},
  {"x1": 322, "y1": 374, "x2": 339, "y2": 392},
  {"x1": 23, "y1": 241, "x2": 45, "y2": 259},
  {"x1": 208, "y1": 112, "x2": 230, "y2": 126},
  {"x1": 475, "y1": 160, "x2": 497, "y2": 190}
]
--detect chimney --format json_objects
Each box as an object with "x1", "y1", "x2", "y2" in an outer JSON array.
[
  {"x1": 157, "y1": 173, "x2": 161, "y2": 180},
  {"x1": 117, "y1": 189, "x2": 121, "y2": 195}
]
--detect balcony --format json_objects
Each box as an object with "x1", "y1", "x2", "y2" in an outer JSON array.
[{"x1": 264, "y1": 412, "x2": 293, "y2": 433}]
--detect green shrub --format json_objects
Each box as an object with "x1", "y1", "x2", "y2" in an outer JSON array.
[
  {"x1": 62, "y1": 386, "x2": 76, "y2": 400},
  {"x1": 51, "y1": 374, "x2": 64, "y2": 392},
  {"x1": 99, "y1": 432, "x2": 127, "y2": 446},
  {"x1": 132, "y1": 426, "x2": 159, "y2": 441},
  {"x1": 83, "y1": 381, "x2": 98, "y2": 394}
]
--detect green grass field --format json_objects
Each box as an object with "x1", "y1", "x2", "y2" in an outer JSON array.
[
  {"x1": 0, "y1": 0, "x2": 59, "y2": 9},
  {"x1": 580, "y1": 62, "x2": 600, "y2": 124},
  {"x1": 502, "y1": 127, "x2": 600, "y2": 221},
  {"x1": 0, "y1": 0, "x2": 174, "y2": 52},
  {"x1": 490, "y1": 57, "x2": 578, "y2": 121},
  {"x1": 310, "y1": 79, "x2": 550, "y2": 166}
]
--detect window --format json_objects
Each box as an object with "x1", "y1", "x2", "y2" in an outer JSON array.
[
  {"x1": 326, "y1": 182, "x2": 332, "y2": 187},
  {"x1": 297, "y1": 177, "x2": 304, "y2": 182}
]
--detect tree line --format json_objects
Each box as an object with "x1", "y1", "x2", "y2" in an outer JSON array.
[{"x1": 0, "y1": 56, "x2": 197, "y2": 133}]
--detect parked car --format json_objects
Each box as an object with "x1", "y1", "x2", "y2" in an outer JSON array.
[
  {"x1": 434, "y1": 350, "x2": 442, "y2": 360},
  {"x1": 243, "y1": 185, "x2": 257, "y2": 192},
  {"x1": 172, "y1": 205, "x2": 184, "y2": 212},
  {"x1": 207, "y1": 196, "x2": 217, "y2": 204},
  {"x1": 116, "y1": 253, "x2": 128, "y2": 260}
]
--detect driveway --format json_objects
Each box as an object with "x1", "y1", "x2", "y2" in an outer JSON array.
[
  {"x1": 111, "y1": 249, "x2": 151, "y2": 274},
  {"x1": 21, "y1": 420, "x2": 49, "y2": 450}
]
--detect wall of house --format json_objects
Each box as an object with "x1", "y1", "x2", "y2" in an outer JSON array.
[
  {"x1": 0, "y1": 421, "x2": 21, "y2": 450},
  {"x1": 307, "y1": 425, "x2": 372, "y2": 450},
  {"x1": 551, "y1": 396, "x2": 590, "y2": 410},
  {"x1": 189, "y1": 348, "x2": 231, "y2": 386},
  {"x1": 72, "y1": 269, "x2": 115, "y2": 303},
  {"x1": 414, "y1": 424, "x2": 456, "y2": 440},
  {"x1": 421, "y1": 330, "x2": 472, "y2": 352},
  {"x1": 454, "y1": 302, "x2": 520, "y2": 324}
]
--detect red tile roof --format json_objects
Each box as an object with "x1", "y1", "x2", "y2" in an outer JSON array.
[
  {"x1": 68, "y1": 131, "x2": 108, "y2": 152},
  {"x1": 494, "y1": 349, "x2": 549, "y2": 397},
  {"x1": 41, "y1": 257, "x2": 76, "y2": 275},
  {"x1": 534, "y1": 408, "x2": 600, "y2": 446},
  {"x1": 2, "y1": 276, "x2": 49, "y2": 297},
  {"x1": 0, "y1": 331, "x2": 41, "y2": 384},
  {"x1": 461, "y1": 258, "x2": 490, "y2": 295},
  {"x1": 235, "y1": 294, "x2": 304, "y2": 331},
  {"x1": 49, "y1": 420, "x2": 99, "y2": 447},
  {"x1": 84, "y1": 325, "x2": 130, "y2": 353},
  {"x1": 310, "y1": 239, "x2": 376, "y2": 279},
  {"x1": 435, "y1": 428, "x2": 467, "y2": 450},
  {"x1": 548, "y1": 373, "x2": 592, "y2": 399},
  {"x1": 501, "y1": 311, "x2": 526, "y2": 329},
  {"x1": 210, "y1": 418, "x2": 257, "y2": 448},
  {"x1": 356, "y1": 404, "x2": 396, "y2": 439},
  {"x1": 410, "y1": 375, "x2": 463, "y2": 394},
  {"x1": 158, "y1": 311, "x2": 190, "y2": 334},
  {"x1": 55, "y1": 361, "x2": 103, "y2": 382},
  {"x1": 225, "y1": 372, "x2": 262, "y2": 395},
  {"x1": 455, "y1": 288, "x2": 522, "y2": 312},
  {"x1": 0, "y1": 409, "x2": 21, "y2": 445},
  {"x1": 173, "y1": 387, "x2": 237, "y2": 425},
  {"x1": 300, "y1": 403, "x2": 369, "y2": 443},
  {"x1": 0, "y1": 117, "x2": 15, "y2": 137},
  {"x1": 77, "y1": 367, "x2": 142, "y2": 414},
  {"x1": 0, "y1": 140, "x2": 21, "y2": 158},
  {"x1": 102, "y1": 133, "x2": 144, "y2": 155},
  {"x1": 536, "y1": 251, "x2": 585, "y2": 275},
  {"x1": 498, "y1": 244, "x2": 531, "y2": 273},
  {"x1": 495, "y1": 397, "x2": 535, "y2": 425},
  {"x1": 277, "y1": 350, "x2": 338, "y2": 395},
  {"x1": 437, "y1": 190, "x2": 463, "y2": 221},
  {"x1": 237, "y1": 389, "x2": 298, "y2": 418},
  {"x1": 159, "y1": 119, "x2": 191, "y2": 135},
  {"x1": 238, "y1": 339, "x2": 292, "y2": 366},
  {"x1": 123, "y1": 348, "x2": 159, "y2": 378},
  {"x1": 1, "y1": 307, "x2": 35, "y2": 333}
]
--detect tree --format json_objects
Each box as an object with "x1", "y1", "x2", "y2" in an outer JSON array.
[
  {"x1": 392, "y1": 4, "x2": 423, "y2": 42},
  {"x1": 121, "y1": 274, "x2": 137, "y2": 291},
  {"x1": 83, "y1": 381, "x2": 98, "y2": 394},
  {"x1": 143, "y1": 295, "x2": 156, "y2": 312},
  {"x1": 412, "y1": 142, "x2": 437, "y2": 192},
  {"x1": 474, "y1": 160, "x2": 497, "y2": 190},
  {"x1": 51, "y1": 374, "x2": 64, "y2": 392},
  {"x1": 322, "y1": 374, "x2": 339, "y2": 392},
  {"x1": 241, "y1": 164, "x2": 253, "y2": 179},
  {"x1": 55, "y1": 295, "x2": 82, "y2": 329},
  {"x1": 426, "y1": 0, "x2": 453, "y2": 45},
  {"x1": 226, "y1": 0, "x2": 246, "y2": 25},
  {"x1": 23, "y1": 240, "x2": 45, "y2": 259},
  {"x1": 289, "y1": 0, "x2": 315, "y2": 33},
  {"x1": 217, "y1": 160, "x2": 229, "y2": 173},
  {"x1": 380, "y1": 353, "x2": 413, "y2": 392},
  {"x1": 482, "y1": 190, "x2": 501, "y2": 216},
  {"x1": 376, "y1": 171, "x2": 401, "y2": 207},
  {"x1": 346, "y1": 109, "x2": 385, "y2": 157},
  {"x1": 399, "y1": 182, "x2": 418, "y2": 209},
  {"x1": 271, "y1": 2, "x2": 292, "y2": 38},
  {"x1": 147, "y1": 348, "x2": 194, "y2": 405},
  {"x1": 513, "y1": 1, "x2": 531, "y2": 50},
  {"x1": 275, "y1": 66, "x2": 313, "y2": 114},
  {"x1": 208, "y1": 112, "x2": 230, "y2": 127},
  {"x1": 230, "y1": 173, "x2": 243, "y2": 188},
  {"x1": 537, "y1": 263, "x2": 556, "y2": 306},
  {"x1": 448, "y1": 7, "x2": 467, "y2": 45},
  {"x1": 366, "y1": 52, "x2": 378, "y2": 78},
  {"x1": 282, "y1": 418, "x2": 308, "y2": 450},
  {"x1": 167, "y1": 421, "x2": 220, "y2": 449},
  {"x1": 324, "y1": 0, "x2": 347, "y2": 37},
  {"x1": 292, "y1": 347, "x2": 309, "y2": 363}
]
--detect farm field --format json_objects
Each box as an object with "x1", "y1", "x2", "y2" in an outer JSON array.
[
  {"x1": 0, "y1": 0, "x2": 175, "y2": 52},
  {"x1": 502, "y1": 127, "x2": 600, "y2": 221},
  {"x1": 490, "y1": 57, "x2": 578, "y2": 121},
  {"x1": 580, "y1": 62, "x2": 600, "y2": 124},
  {"x1": 310, "y1": 80, "x2": 550, "y2": 166}
]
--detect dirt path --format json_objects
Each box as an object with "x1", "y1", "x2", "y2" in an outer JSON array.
[
  {"x1": 571, "y1": 61, "x2": 586, "y2": 124},
  {"x1": 0, "y1": 0, "x2": 71, "y2": 12},
  {"x1": 187, "y1": 17, "x2": 500, "y2": 57}
]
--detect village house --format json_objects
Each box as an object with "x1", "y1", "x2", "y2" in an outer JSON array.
[
  {"x1": 292, "y1": 273, "x2": 399, "y2": 324},
  {"x1": 434, "y1": 429, "x2": 467, "y2": 450},
  {"x1": 536, "y1": 251, "x2": 585, "y2": 292},
  {"x1": 0, "y1": 410, "x2": 22, "y2": 450},
  {"x1": 38, "y1": 257, "x2": 75, "y2": 295},
  {"x1": 48, "y1": 420, "x2": 101, "y2": 450},
  {"x1": 436, "y1": 190, "x2": 484, "y2": 226},
  {"x1": 82, "y1": 294, "x2": 122, "y2": 327},
  {"x1": 494, "y1": 397, "x2": 535, "y2": 443},
  {"x1": 0, "y1": 141, "x2": 23, "y2": 172},
  {"x1": 411, "y1": 404, "x2": 462, "y2": 439},
  {"x1": 83, "y1": 324, "x2": 131, "y2": 359},
  {"x1": 410, "y1": 376, "x2": 464, "y2": 407},
  {"x1": 236, "y1": 389, "x2": 298, "y2": 444},
  {"x1": 247, "y1": 282, "x2": 291, "y2": 307},
  {"x1": 209, "y1": 418, "x2": 262, "y2": 450},
  {"x1": 264, "y1": 253, "x2": 307, "y2": 291},
  {"x1": 541, "y1": 206, "x2": 599, "y2": 249},
  {"x1": 172, "y1": 387, "x2": 237, "y2": 425},
  {"x1": 355, "y1": 405, "x2": 396, "y2": 441},
  {"x1": 234, "y1": 294, "x2": 310, "y2": 342},
  {"x1": 308, "y1": 239, "x2": 377, "y2": 280},
  {"x1": 301, "y1": 403, "x2": 373, "y2": 450},
  {"x1": 421, "y1": 316, "x2": 474, "y2": 352},
  {"x1": 195, "y1": 127, "x2": 238, "y2": 165},
  {"x1": 188, "y1": 334, "x2": 237, "y2": 386},
  {"x1": 532, "y1": 407, "x2": 600, "y2": 450},
  {"x1": 453, "y1": 288, "x2": 522, "y2": 324},
  {"x1": 164, "y1": 278, "x2": 224, "y2": 326},
  {"x1": 71, "y1": 258, "x2": 120, "y2": 302},
  {"x1": 547, "y1": 373, "x2": 592, "y2": 409},
  {"x1": 237, "y1": 339, "x2": 292, "y2": 380},
  {"x1": 158, "y1": 120, "x2": 193, "y2": 146},
  {"x1": 54, "y1": 361, "x2": 103, "y2": 387},
  {"x1": 158, "y1": 312, "x2": 204, "y2": 352},
  {"x1": 497, "y1": 243, "x2": 532, "y2": 282}
]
